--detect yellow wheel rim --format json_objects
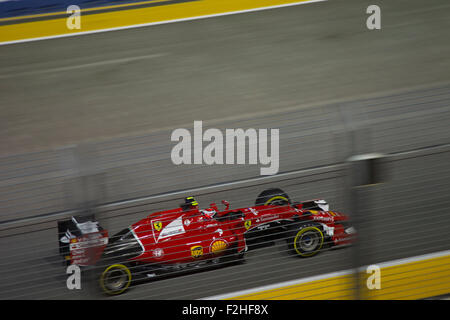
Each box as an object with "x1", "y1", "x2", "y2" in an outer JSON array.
[
  {"x1": 100, "y1": 264, "x2": 132, "y2": 295},
  {"x1": 293, "y1": 227, "x2": 324, "y2": 257},
  {"x1": 264, "y1": 196, "x2": 289, "y2": 206}
]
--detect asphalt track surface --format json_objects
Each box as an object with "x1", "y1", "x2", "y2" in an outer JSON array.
[
  {"x1": 1, "y1": 0, "x2": 450, "y2": 155},
  {"x1": 0, "y1": 0, "x2": 449, "y2": 299}
]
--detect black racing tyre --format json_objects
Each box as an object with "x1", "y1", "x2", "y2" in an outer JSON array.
[
  {"x1": 255, "y1": 188, "x2": 291, "y2": 206},
  {"x1": 289, "y1": 223, "x2": 324, "y2": 258},
  {"x1": 99, "y1": 263, "x2": 132, "y2": 295}
]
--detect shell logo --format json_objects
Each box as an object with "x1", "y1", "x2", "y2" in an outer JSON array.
[{"x1": 211, "y1": 240, "x2": 227, "y2": 254}]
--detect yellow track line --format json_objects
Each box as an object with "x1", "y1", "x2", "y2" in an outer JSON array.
[
  {"x1": 226, "y1": 253, "x2": 450, "y2": 300},
  {"x1": 0, "y1": 0, "x2": 321, "y2": 44}
]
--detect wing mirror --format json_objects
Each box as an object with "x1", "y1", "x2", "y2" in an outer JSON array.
[{"x1": 221, "y1": 200, "x2": 230, "y2": 210}]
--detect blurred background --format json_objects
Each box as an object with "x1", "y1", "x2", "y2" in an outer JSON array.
[{"x1": 0, "y1": 0, "x2": 449, "y2": 299}]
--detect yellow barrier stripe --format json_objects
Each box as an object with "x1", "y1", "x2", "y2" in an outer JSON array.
[
  {"x1": 0, "y1": 0, "x2": 170, "y2": 22},
  {"x1": 0, "y1": 0, "x2": 318, "y2": 44},
  {"x1": 229, "y1": 274, "x2": 356, "y2": 300},
  {"x1": 362, "y1": 256, "x2": 450, "y2": 300},
  {"x1": 227, "y1": 254, "x2": 450, "y2": 300}
]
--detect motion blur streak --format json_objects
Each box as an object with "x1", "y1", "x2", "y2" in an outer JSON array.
[{"x1": 0, "y1": 0, "x2": 449, "y2": 300}]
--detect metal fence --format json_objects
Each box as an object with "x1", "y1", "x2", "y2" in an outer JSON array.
[{"x1": 0, "y1": 84, "x2": 449, "y2": 299}]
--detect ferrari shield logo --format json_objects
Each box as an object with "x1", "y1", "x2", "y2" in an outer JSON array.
[
  {"x1": 244, "y1": 220, "x2": 252, "y2": 230},
  {"x1": 153, "y1": 221, "x2": 163, "y2": 232},
  {"x1": 191, "y1": 245, "x2": 203, "y2": 258}
]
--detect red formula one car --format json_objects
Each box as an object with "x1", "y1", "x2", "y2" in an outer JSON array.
[{"x1": 58, "y1": 188, "x2": 355, "y2": 295}]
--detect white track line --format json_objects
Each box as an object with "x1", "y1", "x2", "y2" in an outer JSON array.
[
  {"x1": 199, "y1": 249, "x2": 450, "y2": 300},
  {"x1": 0, "y1": 0, "x2": 327, "y2": 46},
  {"x1": 0, "y1": 53, "x2": 165, "y2": 78}
]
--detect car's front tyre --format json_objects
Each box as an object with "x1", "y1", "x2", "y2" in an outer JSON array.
[{"x1": 289, "y1": 223, "x2": 324, "y2": 257}]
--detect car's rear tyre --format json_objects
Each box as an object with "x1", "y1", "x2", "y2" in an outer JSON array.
[
  {"x1": 100, "y1": 264, "x2": 132, "y2": 295},
  {"x1": 289, "y1": 224, "x2": 324, "y2": 257},
  {"x1": 255, "y1": 188, "x2": 291, "y2": 206}
]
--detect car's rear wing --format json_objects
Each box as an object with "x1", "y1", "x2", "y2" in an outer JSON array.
[{"x1": 57, "y1": 214, "x2": 108, "y2": 266}]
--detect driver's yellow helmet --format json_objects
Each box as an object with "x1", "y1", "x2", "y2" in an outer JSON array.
[{"x1": 185, "y1": 196, "x2": 198, "y2": 206}]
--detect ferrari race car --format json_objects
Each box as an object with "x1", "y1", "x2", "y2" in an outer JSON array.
[{"x1": 58, "y1": 188, "x2": 355, "y2": 295}]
